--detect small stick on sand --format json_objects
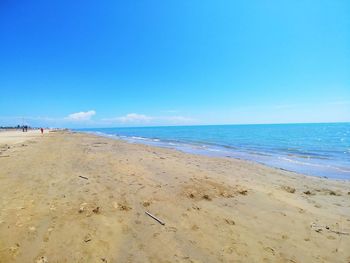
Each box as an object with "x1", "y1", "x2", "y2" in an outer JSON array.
[
  {"x1": 145, "y1": 211, "x2": 165, "y2": 225},
  {"x1": 79, "y1": 176, "x2": 89, "y2": 180},
  {"x1": 310, "y1": 222, "x2": 350, "y2": 235},
  {"x1": 330, "y1": 230, "x2": 350, "y2": 235},
  {"x1": 0, "y1": 155, "x2": 10, "y2": 158}
]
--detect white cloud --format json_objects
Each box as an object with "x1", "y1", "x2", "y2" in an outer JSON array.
[
  {"x1": 65, "y1": 110, "x2": 96, "y2": 121},
  {"x1": 102, "y1": 113, "x2": 196, "y2": 125},
  {"x1": 114, "y1": 113, "x2": 153, "y2": 123}
]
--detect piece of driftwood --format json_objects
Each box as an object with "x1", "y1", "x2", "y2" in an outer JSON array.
[
  {"x1": 0, "y1": 155, "x2": 10, "y2": 158},
  {"x1": 145, "y1": 211, "x2": 165, "y2": 225},
  {"x1": 79, "y1": 176, "x2": 89, "y2": 180}
]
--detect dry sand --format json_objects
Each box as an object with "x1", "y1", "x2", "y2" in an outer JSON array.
[
  {"x1": 0, "y1": 130, "x2": 349, "y2": 263},
  {"x1": 0, "y1": 130, "x2": 42, "y2": 145}
]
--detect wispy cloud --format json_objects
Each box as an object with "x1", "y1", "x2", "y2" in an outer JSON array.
[
  {"x1": 1, "y1": 111, "x2": 196, "y2": 128},
  {"x1": 113, "y1": 113, "x2": 153, "y2": 123},
  {"x1": 65, "y1": 110, "x2": 96, "y2": 121},
  {"x1": 103, "y1": 113, "x2": 196, "y2": 125}
]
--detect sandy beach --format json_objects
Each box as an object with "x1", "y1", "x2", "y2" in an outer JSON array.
[
  {"x1": 0, "y1": 130, "x2": 42, "y2": 144},
  {"x1": 0, "y1": 130, "x2": 349, "y2": 263}
]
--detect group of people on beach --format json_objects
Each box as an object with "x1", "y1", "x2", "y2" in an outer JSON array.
[{"x1": 21, "y1": 125, "x2": 44, "y2": 134}]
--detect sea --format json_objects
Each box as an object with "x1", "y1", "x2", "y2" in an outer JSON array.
[{"x1": 77, "y1": 123, "x2": 350, "y2": 180}]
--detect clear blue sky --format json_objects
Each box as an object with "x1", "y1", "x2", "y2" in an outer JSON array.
[{"x1": 0, "y1": 0, "x2": 349, "y2": 127}]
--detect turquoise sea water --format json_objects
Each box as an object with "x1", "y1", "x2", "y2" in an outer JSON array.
[{"x1": 78, "y1": 123, "x2": 350, "y2": 179}]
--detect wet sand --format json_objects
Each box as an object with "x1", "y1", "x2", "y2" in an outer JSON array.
[{"x1": 0, "y1": 130, "x2": 349, "y2": 263}]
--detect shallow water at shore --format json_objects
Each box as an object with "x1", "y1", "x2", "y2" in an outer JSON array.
[{"x1": 78, "y1": 123, "x2": 350, "y2": 179}]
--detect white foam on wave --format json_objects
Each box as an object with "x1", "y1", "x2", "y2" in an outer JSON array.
[{"x1": 278, "y1": 157, "x2": 350, "y2": 173}]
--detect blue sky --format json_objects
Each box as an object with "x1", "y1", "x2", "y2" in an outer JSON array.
[{"x1": 0, "y1": 0, "x2": 349, "y2": 127}]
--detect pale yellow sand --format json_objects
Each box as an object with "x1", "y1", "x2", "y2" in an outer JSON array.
[
  {"x1": 0, "y1": 131, "x2": 349, "y2": 263},
  {"x1": 0, "y1": 130, "x2": 42, "y2": 145}
]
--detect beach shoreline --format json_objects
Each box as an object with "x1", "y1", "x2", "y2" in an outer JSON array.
[
  {"x1": 0, "y1": 130, "x2": 349, "y2": 262},
  {"x1": 82, "y1": 130, "x2": 349, "y2": 182},
  {"x1": 77, "y1": 123, "x2": 350, "y2": 180}
]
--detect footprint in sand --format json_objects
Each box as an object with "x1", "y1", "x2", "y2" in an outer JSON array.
[
  {"x1": 8, "y1": 244, "x2": 20, "y2": 257},
  {"x1": 202, "y1": 194, "x2": 212, "y2": 201},
  {"x1": 117, "y1": 203, "x2": 132, "y2": 211},
  {"x1": 83, "y1": 233, "x2": 92, "y2": 243},
  {"x1": 191, "y1": 224, "x2": 199, "y2": 231},
  {"x1": 264, "y1": 247, "x2": 276, "y2": 255},
  {"x1": 142, "y1": 201, "x2": 151, "y2": 207},
  {"x1": 225, "y1": 219, "x2": 235, "y2": 225},
  {"x1": 223, "y1": 246, "x2": 235, "y2": 255},
  {"x1": 166, "y1": 226, "x2": 177, "y2": 232},
  {"x1": 36, "y1": 256, "x2": 48, "y2": 263}
]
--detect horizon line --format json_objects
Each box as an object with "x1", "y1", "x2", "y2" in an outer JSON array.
[{"x1": 74, "y1": 121, "x2": 350, "y2": 130}]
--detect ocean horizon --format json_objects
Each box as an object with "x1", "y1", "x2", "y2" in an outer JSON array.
[{"x1": 78, "y1": 122, "x2": 350, "y2": 180}]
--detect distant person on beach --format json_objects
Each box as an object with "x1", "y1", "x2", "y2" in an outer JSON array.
[{"x1": 40, "y1": 128, "x2": 44, "y2": 134}]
